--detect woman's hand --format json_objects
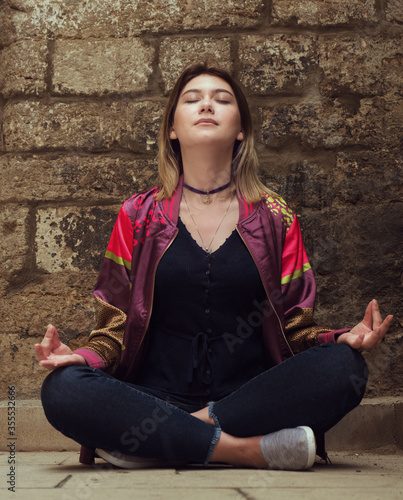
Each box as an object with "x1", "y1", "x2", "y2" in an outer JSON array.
[
  {"x1": 337, "y1": 299, "x2": 393, "y2": 351},
  {"x1": 34, "y1": 324, "x2": 86, "y2": 370}
]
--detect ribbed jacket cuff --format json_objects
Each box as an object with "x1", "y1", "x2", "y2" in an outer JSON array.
[
  {"x1": 317, "y1": 329, "x2": 350, "y2": 344},
  {"x1": 74, "y1": 348, "x2": 106, "y2": 370}
]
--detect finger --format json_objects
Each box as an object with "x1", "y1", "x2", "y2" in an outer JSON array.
[
  {"x1": 361, "y1": 301, "x2": 373, "y2": 329},
  {"x1": 34, "y1": 343, "x2": 48, "y2": 362},
  {"x1": 371, "y1": 299, "x2": 383, "y2": 329},
  {"x1": 40, "y1": 325, "x2": 60, "y2": 356},
  {"x1": 361, "y1": 315, "x2": 393, "y2": 350},
  {"x1": 377, "y1": 314, "x2": 394, "y2": 340}
]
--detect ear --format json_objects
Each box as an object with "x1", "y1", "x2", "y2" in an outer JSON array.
[
  {"x1": 236, "y1": 130, "x2": 244, "y2": 141},
  {"x1": 169, "y1": 128, "x2": 178, "y2": 140}
]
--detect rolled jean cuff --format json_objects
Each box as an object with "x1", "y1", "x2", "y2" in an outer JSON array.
[
  {"x1": 204, "y1": 426, "x2": 221, "y2": 466},
  {"x1": 208, "y1": 401, "x2": 221, "y2": 428}
]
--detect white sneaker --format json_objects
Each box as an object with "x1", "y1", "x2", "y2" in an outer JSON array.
[
  {"x1": 260, "y1": 426, "x2": 316, "y2": 471},
  {"x1": 95, "y1": 449, "x2": 188, "y2": 469}
]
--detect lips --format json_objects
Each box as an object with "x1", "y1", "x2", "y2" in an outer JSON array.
[{"x1": 195, "y1": 118, "x2": 218, "y2": 125}]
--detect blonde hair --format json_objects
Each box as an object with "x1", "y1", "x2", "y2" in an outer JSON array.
[{"x1": 156, "y1": 63, "x2": 276, "y2": 203}]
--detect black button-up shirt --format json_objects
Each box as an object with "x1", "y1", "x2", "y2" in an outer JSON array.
[{"x1": 136, "y1": 218, "x2": 269, "y2": 401}]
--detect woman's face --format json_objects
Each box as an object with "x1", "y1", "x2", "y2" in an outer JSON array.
[{"x1": 170, "y1": 74, "x2": 244, "y2": 150}]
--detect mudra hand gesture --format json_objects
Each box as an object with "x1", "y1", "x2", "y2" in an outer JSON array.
[
  {"x1": 337, "y1": 299, "x2": 393, "y2": 351},
  {"x1": 35, "y1": 325, "x2": 85, "y2": 370}
]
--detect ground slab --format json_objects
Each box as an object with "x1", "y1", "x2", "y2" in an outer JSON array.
[{"x1": 1, "y1": 451, "x2": 402, "y2": 500}]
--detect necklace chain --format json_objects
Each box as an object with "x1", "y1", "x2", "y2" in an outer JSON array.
[{"x1": 183, "y1": 191, "x2": 233, "y2": 253}]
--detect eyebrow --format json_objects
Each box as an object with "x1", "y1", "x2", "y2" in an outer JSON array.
[{"x1": 181, "y1": 88, "x2": 234, "y2": 97}]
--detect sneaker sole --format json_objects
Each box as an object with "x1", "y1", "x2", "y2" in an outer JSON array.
[
  {"x1": 297, "y1": 426, "x2": 316, "y2": 469},
  {"x1": 95, "y1": 449, "x2": 187, "y2": 469}
]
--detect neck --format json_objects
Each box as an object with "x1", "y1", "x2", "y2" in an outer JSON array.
[{"x1": 181, "y1": 146, "x2": 233, "y2": 192}]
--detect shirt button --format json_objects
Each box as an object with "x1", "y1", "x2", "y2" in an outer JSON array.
[
  {"x1": 205, "y1": 309, "x2": 210, "y2": 314},
  {"x1": 206, "y1": 369, "x2": 211, "y2": 375}
]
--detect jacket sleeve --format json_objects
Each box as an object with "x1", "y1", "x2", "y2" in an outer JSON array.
[
  {"x1": 281, "y1": 213, "x2": 349, "y2": 353},
  {"x1": 74, "y1": 201, "x2": 134, "y2": 374}
]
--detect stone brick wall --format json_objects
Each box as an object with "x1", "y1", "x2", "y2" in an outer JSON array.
[{"x1": 0, "y1": 0, "x2": 401, "y2": 398}]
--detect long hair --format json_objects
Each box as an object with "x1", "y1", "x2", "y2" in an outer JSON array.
[{"x1": 156, "y1": 63, "x2": 276, "y2": 202}]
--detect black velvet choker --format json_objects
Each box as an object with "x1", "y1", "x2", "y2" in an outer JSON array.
[{"x1": 183, "y1": 181, "x2": 231, "y2": 204}]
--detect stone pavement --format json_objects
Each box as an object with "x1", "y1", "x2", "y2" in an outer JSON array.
[
  {"x1": 1, "y1": 397, "x2": 402, "y2": 498},
  {"x1": 1, "y1": 450, "x2": 403, "y2": 500}
]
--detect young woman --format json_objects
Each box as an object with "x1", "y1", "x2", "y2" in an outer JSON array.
[{"x1": 35, "y1": 63, "x2": 393, "y2": 471}]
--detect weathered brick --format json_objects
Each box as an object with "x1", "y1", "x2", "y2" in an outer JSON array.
[
  {"x1": 261, "y1": 151, "x2": 402, "y2": 211},
  {"x1": 3, "y1": 101, "x2": 164, "y2": 153},
  {"x1": 36, "y1": 205, "x2": 120, "y2": 273},
  {"x1": 0, "y1": 204, "x2": 29, "y2": 276},
  {"x1": 1, "y1": 272, "x2": 97, "y2": 397},
  {"x1": 239, "y1": 35, "x2": 318, "y2": 94},
  {"x1": 271, "y1": 0, "x2": 378, "y2": 26},
  {"x1": 298, "y1": 204, "x2": 402, "y2": 331},
  {"x1": 159, "y1": 37, "x2": 233, "y2": 93},
  {"x1": 179, "y1": 0, "x2": 264, "y2": 30},
  {"x1": 2, "y1": 272, "x2": 97, "y2": 338},
  {"x1": 0, "y1": 334, "x2": 46, "y2": 398},
  {"x1": 0, "y1": 1, "x2": 39, "y2": 45},
  {"x1": 333, "y1": 151, "x2": 403, "y2": 205},
  {"x1": 0, "y1": 155, "x2": 157, "y2": 203},
  {"x1": 386, "y1": 0, "x2": 403, "y2": 23},
  {"x1": 258, "y1": 96, "x2": 401, "y2": 149},
  {"x1": 0, "y1": 276, "x2": 7, "y2": 299},
  {"x1": 319, "y1": 35, "x2": 403, "y2": 96},
  {"x1": 1, "y1": 0, "x2": 263, "y2": 43},
  {"x1": 0, "y1": 40, "x2": 48, "y2": 97},
  {"x1": 276, "y1": 191, "x2": 402, "y2": 357},
  {"x1": 53, "y1": 39, "x2": 155, "y2": 95},
  {"x1": 1, "y1": 0, "x2": 138, "y2": 43}
]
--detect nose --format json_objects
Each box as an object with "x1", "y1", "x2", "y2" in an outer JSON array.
[{"x1": 199, "y1": 98, "x2": 214, "y2": 114}]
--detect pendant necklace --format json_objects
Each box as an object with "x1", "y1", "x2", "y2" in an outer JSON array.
[
  {"x1": 183, "y1": 180, "x2": 231, "y2": 205},
  {"x1": 183, "y1": 191, "x2": 233, "y2": 253}
]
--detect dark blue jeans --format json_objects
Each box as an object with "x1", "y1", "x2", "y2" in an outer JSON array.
[{"x1": 41, "y1": 343, "x2": 367, "y2": 465}]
